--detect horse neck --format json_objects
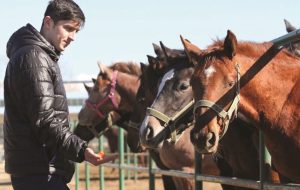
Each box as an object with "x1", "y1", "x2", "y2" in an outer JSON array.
[{"x1": 237, "y1": 50, "x2": 300, "y2": 129}]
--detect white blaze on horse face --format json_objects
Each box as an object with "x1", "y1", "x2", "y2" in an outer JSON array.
[
  {"x1": 204, "y1": 65, "x2": 216, "y2": 78},
  {"x1": 140, "y1": 116, "x2": 149, "y2": 137},
  {"x1": 140, "y1": 69, "x2": 175, "y2": 136},
  {"x1": 156, "y1": 69, "x2": 175, "y2": 99}
]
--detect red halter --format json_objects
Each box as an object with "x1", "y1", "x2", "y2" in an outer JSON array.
[{"x1": 85, "y1": 70, "x2": 119, "y2": 118}]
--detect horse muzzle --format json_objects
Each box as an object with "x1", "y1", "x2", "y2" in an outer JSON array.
[{"x1": 190, "y1": 129, "x2": 218, "y2": 154}]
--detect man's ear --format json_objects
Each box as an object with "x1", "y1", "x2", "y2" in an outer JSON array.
[{"x1": 43, "y1": 16, "x2": 53, "y2": 30}]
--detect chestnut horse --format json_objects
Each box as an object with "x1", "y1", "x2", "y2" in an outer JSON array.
[{"x1": 184, "y1": 30, "x2": 300, "y2": 182}]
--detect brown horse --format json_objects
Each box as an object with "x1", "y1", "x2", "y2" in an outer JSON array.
[{"x1": 184, "y1": 30, "x2": 300, "y2": 182}]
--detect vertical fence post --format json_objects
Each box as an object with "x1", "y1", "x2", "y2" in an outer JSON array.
[
  {"x1": 126, "y1": 145, "x2": 131, "y2": 180},
  {"x1": 259, "y1": 130, "x2": 265, "y2": 190},
  {"x1": 70, "y1": 120, "x2": 80, "y2": 190},
  {"x1": 149, "y1": 153, "x2": 155, "y2": 190},
  {"x1": 134, "y1": 153, "x2": 138, "y2": 182},
  {"x1": 85, "y1": 162, "x2": 90, "y2": 190},
  {"x1": 259, "y1": 130, "x2": 272, "y2": 190},
  {"x1": 75, "y1": 163, "x2": 80, "y2": 190},
  {"x1": 195, "y1": 150, "x2": 203, "y2": 190},
  {"x1": 118, "y1": 126, "x2": 125, "y2": 190},
  {"x1": 99, "y1": 135, "x2": 105, "y2": 190}
]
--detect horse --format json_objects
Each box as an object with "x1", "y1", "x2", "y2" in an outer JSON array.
[
  {"x1": 73, "y1": 60, "x2": 177, "y2": 190},
  {"x1": 184, "y1": 30, "x2": 300, "y2": 182}
]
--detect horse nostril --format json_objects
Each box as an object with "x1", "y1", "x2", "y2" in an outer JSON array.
[
  {"x1": 146, "y1": 125, "x2": 154, "y2": 140},
  {"x1": 206, "y1": 132, "x2": 216, "y2": 147}
]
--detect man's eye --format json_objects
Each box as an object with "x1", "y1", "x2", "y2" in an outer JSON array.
[{"x1": 64, "y1": 26, "x2": 74, "y2": 32}]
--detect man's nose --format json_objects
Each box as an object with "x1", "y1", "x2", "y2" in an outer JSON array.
[{"x1": 69, "y1": 31, "x2": 76, "y2": 41}]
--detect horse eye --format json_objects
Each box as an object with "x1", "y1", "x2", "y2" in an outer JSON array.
[
  {"x1": 228, "y1": 81, "x2": 235, "y2": 87},
  {"x1": 179, "y1": 83, "x2": 189, "y2": 91}
]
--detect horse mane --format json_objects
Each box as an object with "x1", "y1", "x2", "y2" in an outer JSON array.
[{"x1": 109, "y1": 61, "x2": 141, "y2": 76}]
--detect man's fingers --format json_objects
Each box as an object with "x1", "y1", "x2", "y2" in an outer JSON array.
[{"x1": 85, "y1": 148, "x2": 119, "y2": 166}]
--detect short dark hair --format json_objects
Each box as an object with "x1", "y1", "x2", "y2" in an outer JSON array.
[{"x1": 44, "y1": 0, "x2": 85, "y2": 27}]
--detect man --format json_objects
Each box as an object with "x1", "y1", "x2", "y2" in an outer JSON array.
[{"x1": 3, "y1": 0, "x2": 116, "y2": 189}]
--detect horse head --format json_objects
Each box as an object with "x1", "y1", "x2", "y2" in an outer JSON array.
[
  {"x1": 182, "y1": 31, "x2": 240, "y2": 154},
  {"x1": 139, "y1": 42, "x2": 194, "y2": 149},
  {"x1": 74, "y1": 62, "x2": 141, "y2": 143}
]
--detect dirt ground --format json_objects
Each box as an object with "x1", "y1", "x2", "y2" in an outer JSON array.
[{"x1": 0, "y1": 162, "x2": 221, "y2": 190}]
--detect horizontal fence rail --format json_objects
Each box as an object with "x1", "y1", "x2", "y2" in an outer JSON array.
[{"x1": 97, "y1": 162, "x2": 300, "y2": 190}]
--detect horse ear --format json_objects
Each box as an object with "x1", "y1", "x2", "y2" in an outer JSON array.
[
  {"x1": 159, "y1": 41, "x2": 172, "y2": 60},
  {"x1": 147, "y1": 55, "x2": 156, "y2": 66},
  {"x1": 140, "y1": 62, "x2": 147, "y2": 73},
  {"x1": 97, "y1": 61, "x2": 104, "y2": 74},
  {"x1": 180, "y1": 35, "x2": 201, "y2": 65},
  {"x1": 83, "y1": 83, "x2": 92, "y2": 94},
  {"x1": 224, "y1": 30, "x2": 237, "y2": 60},
  {"x1": 152, "y1": 43, "x2": 164, "y2": 57},
  {"x1": 98, "y1": 62, "x2": 107, "y2": 74},
  {"x1": 92, "y1": 78, "x2": 97, "y2": 84},
  {"x1": 284, "y1": 19, "x2": 296, "y2": 33},
  {"x1": 97, "y1": 62, "x2": 112, "y2": 79}
]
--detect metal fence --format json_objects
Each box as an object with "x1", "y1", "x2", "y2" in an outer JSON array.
[
  {"x1": 71, "y1": 124, "x2": 300, "y2": 190},
  {"x1": 71, "y1": 128, "x2": 300, "y2": 190}
]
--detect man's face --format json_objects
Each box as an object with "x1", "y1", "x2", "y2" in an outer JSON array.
[{"x1": 46, "y1": 18, "x2": 81, "y2": 52}]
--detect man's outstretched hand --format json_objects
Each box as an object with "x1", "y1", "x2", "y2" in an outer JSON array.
[{"x1": 84, "y1": 147, "x2": 118, "y2": 166}]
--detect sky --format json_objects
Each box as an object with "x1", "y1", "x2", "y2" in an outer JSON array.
[{"x1": 0, "y1": 0, "x2": 299, "y2": 100}]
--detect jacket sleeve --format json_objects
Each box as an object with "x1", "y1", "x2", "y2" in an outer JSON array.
[{"x1": 15, "y1": 50, "x2": 87, "y2": 163}]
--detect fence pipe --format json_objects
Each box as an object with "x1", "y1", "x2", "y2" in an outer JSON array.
[
  {"x1": 134, "y1": 153, "x2": 138, "y2": 182},
  {"x1": 118, "y1": 127, "x2": 125, "y2": 190},
  {"x1": 195, "y1": 150, "x2": 203, "y2": 190},
  {"x1": 85, "y1": 162, "x2": 90, "y2": 190},
  {"x1": 102, "y1": 162, "x2": 300, "y2": 190},
  {"x1": 271, "y1": 28, "x2": 300, "y2": 47},
  {"x1": 75, "y1": 163, "x2": 80, "y2": 190},
  {"x1": 149, "y1": 155, "x2": 155, "y2": 190},
  {"x1": 126, "y1": 145, "x2": 131, "y2": 180},
  {"x1": 99, "y1": 136, "x2": 105, "y2": 190}
]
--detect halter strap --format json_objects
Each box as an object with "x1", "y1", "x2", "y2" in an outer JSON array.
[
  {"x1": 85, "y1": 70, "x2": 119, "y2": 119},
  {"x1": 193, "y1": 64, "x2": 240, "y2": 140},
  {"x1": 146, "y1": 100, "x2": 195, "y2": 143}
]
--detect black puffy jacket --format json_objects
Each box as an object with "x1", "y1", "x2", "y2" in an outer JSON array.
[{"x1": 3, "y1": 24, "x2": 87, "y2": 183}]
